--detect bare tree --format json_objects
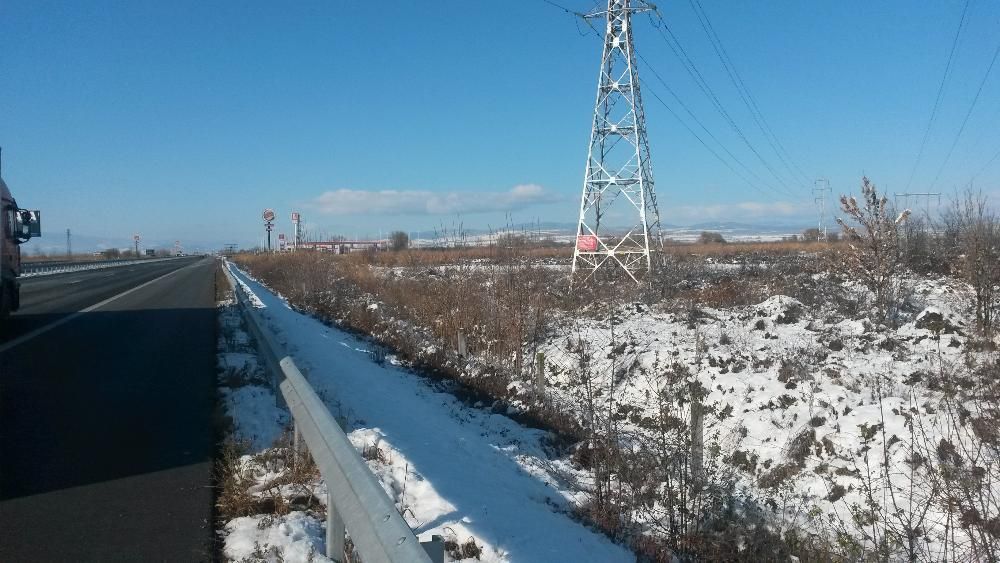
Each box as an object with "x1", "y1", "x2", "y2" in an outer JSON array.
[
  {"x1": 388, "y1": 231, "x2": 409, "y2": 251},
  {"x1": 836, "y1": 177, "x2": 910, "y2": 324},
  {"x1": 947, "y1": 190, "x2": 1000, "y2": 337},
  {"x1": 698, "y1": 231, "x2": 727, "y2": 245},
  {"x1": 802, "y1": 228, "x2": 822, "y2": 242}
]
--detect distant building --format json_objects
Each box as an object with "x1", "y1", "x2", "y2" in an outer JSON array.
[{"x1": 297, "y1": 240, "x2": 387, "y2": 254}]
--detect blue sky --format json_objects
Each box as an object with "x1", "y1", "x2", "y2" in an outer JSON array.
[{"x1": 3, "y1": 1, "x2": 999, "y2": 250}]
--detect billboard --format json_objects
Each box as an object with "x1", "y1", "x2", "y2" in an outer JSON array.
[{"x1": 262, "y1": 208, "x2": 275, "y2": 222}]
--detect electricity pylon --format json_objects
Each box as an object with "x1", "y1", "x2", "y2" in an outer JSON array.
[
  {"x1": 813, "y1": 178, "x2": 830, "y2": 240},
  {"x1": 572, "y1": 0, "x2": 662, "y2": 285}
]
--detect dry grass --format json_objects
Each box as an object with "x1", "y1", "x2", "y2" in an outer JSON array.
[
  {"x1": 665, "y1": 239, "x2": 840, "y2": 258},
  {"x1": 229, "y1": 242, "x2": 857, "y2": 561},
  {"x1": 290, "y1": 238, "x2": 841, "y2": 270},
  {"x1": 215, "y1": 431, "x2": 322, "y2": 522}
]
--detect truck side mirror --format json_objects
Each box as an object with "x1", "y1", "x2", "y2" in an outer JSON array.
[
  {"x1": 26, "y1": 210, "x2": 41, "y2": 238},
  {"x1": 14, "y1": 209, "x2": 41, "y2": 241}
]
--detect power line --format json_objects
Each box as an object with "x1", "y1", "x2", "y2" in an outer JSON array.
[
  {"x1": 547, "y1": 0, "x2": 803, "y2": 202},
  {"x1": 968, "y1": 145, "x2": 1000, "y2": 185},
  {"x1": 647, "y1": 12, "x2": 800, "y2": 198},
  {"x1": 686, "y1": 0, "x2": 812, "y2": 189},
  {"x1": 539, "y1": 0, "x2": 581, "y2": 16},
  {"x1": 928, "y1": 38, "x2": 1000, "y2": 191},
  {"x1": 638, "y1": 53, "x2": 795, "y2": 200},
  {"x1": 642, "y1": 80, "x2": 783, "y2": 202},
  {"x1": 904, "y1": 0, "x2": 971, "y2": 191}
]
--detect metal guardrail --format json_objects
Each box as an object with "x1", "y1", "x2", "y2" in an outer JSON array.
[
  {"x1": 21, "y1": 256, "x2": 190, "y2": 276},
  {"x1": 223, "y1": 261, "x2": 440, "y2": 563}
]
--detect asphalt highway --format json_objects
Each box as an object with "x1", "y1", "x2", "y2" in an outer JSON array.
[{"x1": 0, "y1": 256, "x2": 218, "y2": 561}]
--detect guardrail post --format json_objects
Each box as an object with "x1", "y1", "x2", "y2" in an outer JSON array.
[
  {"x1": 421, "y1": 535, "x2": 445, "y2": 563},
  {"x1": 293, "y1": 422, "x2": 304, "y2": 460},
  {"x1": 327, "y1": 493, "x2": 346, "y2": 562}
]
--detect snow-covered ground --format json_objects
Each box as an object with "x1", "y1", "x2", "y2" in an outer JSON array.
[
  {"x1": 522, "y1": 273, "x2": 997, "y2": 555},
  {"x1": 224, "y1": 263, "x2": 634, "y2": 562}
]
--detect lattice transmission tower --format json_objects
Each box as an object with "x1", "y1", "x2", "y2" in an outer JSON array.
[{"x1": 572, "y1": 0, "x2": 663, "y2": 284}]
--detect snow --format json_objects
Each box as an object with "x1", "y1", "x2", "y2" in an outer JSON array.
[
  {"x1": 520, "y1": 272, "x2": 997, "y2": 554},
  {"x1": 221, "y1": 385, "x2": 287, "y2": 452},
  {"x1": 228, "y1": 263, "x2": 633, "y2": 563},
  {"x1": 224, "y1": 512, "x2": 332, "y2": 563}
]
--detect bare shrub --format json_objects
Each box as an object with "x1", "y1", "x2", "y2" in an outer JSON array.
[
  {"x1": 217, "y1": 439, "x2": 259, "y2": 520},
  {"x1": 388, "y1": 230, "x2": 409, "y2": 251},
  {"x1": 836, "y1": 176, "x2": 910, "y2": 324},
  {"x1": 698, "y1": 231, "x2": 727, "y2": 244},
  {"x1": 216, "y1": 431, "x2": 322, "y2": 522},
  {"x1": 947, "y1": 189, "x2": 1000, "y2": 338}
]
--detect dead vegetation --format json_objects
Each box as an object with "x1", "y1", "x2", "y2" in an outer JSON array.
[{"x1": 230, "y1": 181, "x2": 1000, "y2": 562}]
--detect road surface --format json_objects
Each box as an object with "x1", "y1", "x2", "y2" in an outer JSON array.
[{"x1": 1, "y1": 256, "x2": 218, "y2": 561}]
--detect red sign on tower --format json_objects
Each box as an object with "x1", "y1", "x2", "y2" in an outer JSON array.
[{"x1": 576, "y1": 235, "x2": 598, "y2": 252}]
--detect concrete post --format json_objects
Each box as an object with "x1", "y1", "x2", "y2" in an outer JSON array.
[
  {"x1": 535, "y1": 352, "x2": 545, "y2": 394},
  {"x1": 457, "y1": 329, "x2": 467, "y2": 358},
  {"x1": 690, "y1": 398, "x2": 704, "y2": 490}
]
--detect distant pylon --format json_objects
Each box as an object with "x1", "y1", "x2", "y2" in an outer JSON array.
[
  {"x1": 813, "y1": 179, "x2": 830, "y2": 240},
  {"x1": 571, "y1": 0, "x2": 662, "y2": 284}
]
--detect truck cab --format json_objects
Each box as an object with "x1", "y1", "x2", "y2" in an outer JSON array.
[{"x1": 1, "y1": 176, "x2": 41, "y2": 319}]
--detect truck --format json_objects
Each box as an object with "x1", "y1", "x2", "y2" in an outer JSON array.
[{"x1": 1, "y1": 168, "x2": 42, "y2": 321}]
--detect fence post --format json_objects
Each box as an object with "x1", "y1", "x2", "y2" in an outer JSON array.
[
  {"x1": 457, "y1": 329, "x2": 467, "y2": 358},
  {"x1": 327, "y1": 493, "x2": 346, "y2": 562},
  {"x1": 690, "y1": 397, "x2": 704, "y2": 490},
  {"x1": 535, "y1": 352, "x2": 546, "y2": 394}
]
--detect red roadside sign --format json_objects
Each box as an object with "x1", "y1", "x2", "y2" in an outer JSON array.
[{"x1": 576, "y1": 235, "x2": 598, "y2": 252}]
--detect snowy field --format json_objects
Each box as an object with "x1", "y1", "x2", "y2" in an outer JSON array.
[
  {"x1": 230, "y1": 248, "x2": 1000, "y2": 561},
  {"x1": 436, "y1": 266, "x2": 995, "y2": 560},
  {"x1": 219, "y1": 262, "x2": 634, "y2": 562}
]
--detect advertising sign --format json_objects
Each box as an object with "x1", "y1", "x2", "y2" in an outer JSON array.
[
  {"x1": 291, "y1": 212, "x2": 300, "y2": 222},
  {"x1": 263, "y1": 208, "x2": 275, "y2": 222}
]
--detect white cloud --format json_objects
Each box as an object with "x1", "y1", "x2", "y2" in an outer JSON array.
[
  {"x1": 306, "y1": 184, "x2": 562, "y2": 216},
  {"x1": 669, "y1": 200, "x2": 812, "y2": 223}
]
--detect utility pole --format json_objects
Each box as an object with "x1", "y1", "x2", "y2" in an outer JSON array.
[
  {"x1": 66, "y1": 228, "x2": 72, "y2": 260},
  {"x1": 571, "y1": 0, "x2": 662, "y2": 285},
  {"x1": 813, "y1": 179, "x2": 831, "y2": 240}
]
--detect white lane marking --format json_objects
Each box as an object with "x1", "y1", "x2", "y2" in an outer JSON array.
[{"x1": 0, "y1": 261, "x2": 200, "y2": 354}]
